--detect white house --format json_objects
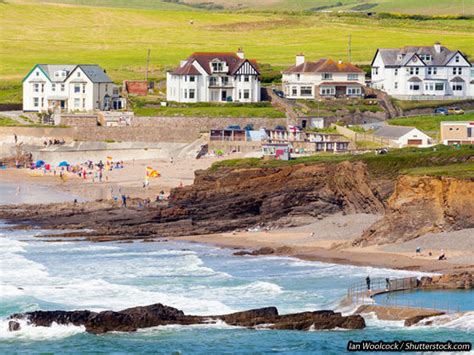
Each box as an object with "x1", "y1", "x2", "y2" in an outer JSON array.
[
  {"x1": 166, "y1": 49, "x2": 261, "y2": 103},
  {"x1": 371, "y1": 43, "x2": 473, "y2": 100},
  {"x1": 282, "y1": 55, "x2": 366, "y2": 99},
  {"x1": 373, "y1": 126, "x2": 432, "y2": 148},
  {"x1": 23, "y1": 64, "x2": 125, "y2": 113}
]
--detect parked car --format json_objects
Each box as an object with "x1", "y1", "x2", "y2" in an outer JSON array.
[
  {"x1": 244, "y1": 124, "x2": 254, "y2": 131},
  {"x1": 434, "y1": 107, "x2": 449, "y2": 115},
  {"x1": 448, "y1": 107, "x2": 464, "y2": 115},
  {"x1": 227, "y1": 125, "x2": 241, "y2": 130},
  {"x1": 272, "y1": 89, "x2": 285, "y2": 98},
  {"x1": 274, "y1": 125, "x2": 286, "y2": 131}
]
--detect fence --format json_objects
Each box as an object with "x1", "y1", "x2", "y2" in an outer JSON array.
[
  {"x1": 346, "y1": 276, "x2": 463, "y2": 314},
  {"x1": 331, "y1": 124, "x2": 394, "y2": 147},
  {"x1": 392, "y1": 95, "x2": 474, "y2": 101}
]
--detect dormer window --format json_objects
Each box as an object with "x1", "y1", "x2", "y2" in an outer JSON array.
[
  {"x1": 322, "y1": 73, "x2": 333, "y2": 80},
  {"x1": 420, "y1": 54, "x2": 432, "y2": 61},
  {"x1": 211, "y1": 61, "x2": 224, "y2": 72}
]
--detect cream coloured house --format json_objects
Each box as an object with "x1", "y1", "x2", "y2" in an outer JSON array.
[
  {"x1": 440, "y1": 121, "x2": 474, "y2": 145},
  {"x1": 23, "y1": 64, "x2": 124, "y2": 112},
  {"x1": 282, "y1": 55, "x2": 366, "y2": 99}
]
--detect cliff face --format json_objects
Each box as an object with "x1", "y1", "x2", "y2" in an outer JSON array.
[
  {"x1": 356, "y1": 175, "x2": 474, "y2": 246},
  {"x1": 164, "y1": 161, "x2": 385, "y2": 233}
]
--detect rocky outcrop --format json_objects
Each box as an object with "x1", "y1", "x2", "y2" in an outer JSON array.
[
  {"x1": 0, "y1": 161, "x2": 385, "y2": 240},
  {"x1": 8, "y1": 303, "x2": 365, "y2": 334},
  {"x1": 404, "y1": 313, "x2": 445, "y2": 327},
  {"x1": 355, "y1": 175, "x2": 474, "y2": 246},
  {"x1": 419, "y1": 272, "x2": 473, "y2": 290}
]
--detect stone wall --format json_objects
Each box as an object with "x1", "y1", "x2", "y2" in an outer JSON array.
[{"x1": 60, "y1": 114, "x2": 98, "y2": 127}]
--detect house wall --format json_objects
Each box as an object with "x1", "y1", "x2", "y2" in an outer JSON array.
[
  {"x1": 397, "y1": 129, "x2": 431, "y2": 147},
  {"x1": 440, "y1": 122, "x2": 474, "y2": 144},
  {"x1": 282, "y1": 72, "x2": 365, "y2": 99}
]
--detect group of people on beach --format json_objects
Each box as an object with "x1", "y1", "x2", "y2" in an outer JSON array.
[{"x1": 43, "y1": 138, "x2": 65, "y2": 147}]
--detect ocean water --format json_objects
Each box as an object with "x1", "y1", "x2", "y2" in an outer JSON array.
[{"x1": 0, "y1": 185, "x2": 473, "y2": 353}]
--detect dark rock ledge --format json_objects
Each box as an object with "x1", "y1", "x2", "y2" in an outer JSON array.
[{"x1": 8, "y1": 303, "x2": 365, "y2": 334}]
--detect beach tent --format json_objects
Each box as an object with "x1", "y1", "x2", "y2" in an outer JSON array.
[
  {"x1": 58, "y1": 161, "x2": 69, "y2": 167},
  {"x1": 35, "y1": 160, "x2": 45, "y2": 168},
  {"x1": 146, "y1": 166, "x2": 160, "y2": 178}
]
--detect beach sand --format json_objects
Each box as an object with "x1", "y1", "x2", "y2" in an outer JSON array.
[
  {"x1": 170, "y1": 213, "x2": 474, "y2": 274},
  {"x1": 0, "y1": 155, "x2": 226, "y2": 201}
]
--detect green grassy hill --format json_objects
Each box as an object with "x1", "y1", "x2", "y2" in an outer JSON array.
[
  {"x1": 1, "y1": 1, "x2": 473, "y2": 104},
  {"x1": 22, "y1": 0, "x2": 474, "y2": 15}
]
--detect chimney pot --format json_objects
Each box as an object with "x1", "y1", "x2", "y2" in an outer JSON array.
[
  {"x1": 296, "y1": 53, "x2": 305, "y2": 66},
  {"x1": 434, "y1": 42, "x2": 441, "y2": 53},
  {"x1": 237, "y1": 48, "x2": 244, "y2": 59}
]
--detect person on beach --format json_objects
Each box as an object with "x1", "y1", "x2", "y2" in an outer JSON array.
[
  {"x1": 385, "y1": 278, "x2": 390, "y2": 291},
  {"x1": 170, "y1": 157, "x2": 174, "y2": 165},
  {"x1": 366, "y1": 276, "x2": 371, "y2": 291},
  {"x1": 121, "y1": 194, "x2": 127, "y2": 208}
]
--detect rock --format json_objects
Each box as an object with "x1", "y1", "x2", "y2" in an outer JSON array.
[
  {"x1": 8, "y1": 303, "x2": 365, "y2": 334},
  {"x1": 355, "y1": 175, "x2": 474, "y2": 246},
  {"x1": 418, "y1": 272, "x2": 473, "y2": 290},
  {"x1": 405, "y1": 312, "x2": 444, "y2": 327},
  {"x1": 8, "y1": 321, "x2": 20, "y2": 331}
]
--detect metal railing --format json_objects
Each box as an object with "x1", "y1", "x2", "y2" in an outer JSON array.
[{"x1": 346, "y1": 277, "x2": 418, "y2": 305}]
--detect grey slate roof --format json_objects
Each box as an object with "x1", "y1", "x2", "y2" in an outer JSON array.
[
  {"x1": 373, "y1": 126, "x2": 416, "y2": 139},
  {"x1": 376, "y1": 44, "x2": 466, "y2": 67},
  {"x1": 37, "y1": 64, "x2": 113, "y2": 83}
]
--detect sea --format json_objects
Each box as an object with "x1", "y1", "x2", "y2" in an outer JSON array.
[{"x1": 0, "y1": 182, "x2": 472, "y2": 354}]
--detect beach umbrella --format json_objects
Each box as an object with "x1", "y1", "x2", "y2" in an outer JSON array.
[
  {"x1": 35, "y1": 160, "x2": 45, "y2": 168},
  {"x1": 58, "y1": 161, "x2": 69, "y2": 167}
]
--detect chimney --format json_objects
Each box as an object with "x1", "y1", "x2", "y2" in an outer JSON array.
[
  {"x1": 237, "y1": 48, "x2": 245, "y2": 59},
  {"x1": 434, "y1": 42, "x2": 441, "y2": 53},
  {"x1": 296, "y1": 53, "x2": 305, "y2": 66},
  {"x1": 180, "y1": 60, "x2": 187, "y2": 68}
]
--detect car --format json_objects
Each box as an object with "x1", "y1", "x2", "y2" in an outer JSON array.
[
  {"x1": 272, "y1": 89, "x2": 285, "y2": 98},
  {"x1": 274, "y1": 125, "x2": 286, "y2": 131},
  {"x1": 227, "y1": 125, "x2": 241, "y2": 130},
  {"x1": 448, "y1": 107, "x2": 464, "y2": 115},
  {"x1": 434, "y1": 107, "x2": 449, "y2": 115}
]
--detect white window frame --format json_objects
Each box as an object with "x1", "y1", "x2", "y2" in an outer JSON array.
[
  {"x1": 322, "y1": 73, "x2": 333, "y2": 80},
  {"x1": 243, "y1": 89, "x2": 250, "y2": 99},
  {"x1": 33, "y1": 83, "x2": 39, "y2": 92},
  {"x1": 300, "y1": 86, "x2": 312, "y2": 96},
  {"x1": 74, "y1": 98, "x2": 80, "y2": 108},
  {"x1": 347, "y1": 74, "x2": 358, "y2": 80},
  {"x1": 189, "y1": 88, "x2": 195, "y2": 99},
  {"x1": 33, "y1": 97, "x2": 39, "y2": 107}
]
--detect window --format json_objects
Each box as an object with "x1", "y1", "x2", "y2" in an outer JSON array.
[
  {"x1": 74, "y1": 98, "x2": 80, "y2": 108},
  {"x1": 320, "y1": 87, "x2": 335, "y2": 95},
  {"x1": 209, "y1": 77, "x2": 217, "y2": 86},
  {"x1": 238, "y1": 90, "x2": 242, "y2": 100},
  {"x1": 61, "y1": 84, "x2": 65, "y2": 91},
  {"x1": 296, "y1": 74, "x2": 300, "y2": 81},
  {"x1": 409, "y1": 84, "x2": 420, "y2": 91},
  {"x1": 52, "y1": 83, "x2": 56, "y2": 92},
  {"x1": 468, "y1": 127, "x2": 473, "y2": 138},
  {"x1": 243, "y1": 90, "x2": 250, "y2": 99},
  {"x1": 452, "y1": 67, "x2": 462, "y2": 75},
  {"x1": 222, "y1": 77, "x2": 229, "y2": 85},
  {"x1": 189, "y1": 89, "x2": 195, "y2": 99},
  {"x1": 77, "y1": 71, "x2": 81, "y2": 77},
  {"x1": 394, "y1": 69, "x2": 398, "y2": 76},
  {"x1": 82, "y1": 84, "x2": 86, "y2": 94},
  {"x1": 347, "y1": 74, "x2": 358, "y2": 80},
  {"x1": 420, "y1": 54, "x2": 432, "y2": 61},
  {"x1": 105, "y1": 84, "x2": 108, "y2": 92},
  {"x1": 292, "y1": 87, "x2": 297, "y2": 96},
  {"x1": 184, "y1": 89, "x2": 187, "y2": 99},
  {"x1": 322, "y1": 73, "x2": 332, "y2": 80},
  {"x1": 33, "y1": 97, "x2": 39, "y2": 107},
  {"x1": 244, "y1": 76, "x2": 250, "y2": 82},
  {"x1": 372, "y1": 68, "x2": 378, "y2": 75},
  {"x1": 41, "y1": 84, "x2": 44, "y2": 93},
  {"x1": 189, "y1": 76, "x2": 195, "y2": 82},
  {"x1": 425, "y1": 83, "x2": 434, "y2": 91},
  {"x1": 435, "y1": 83, "x2": 444, "y2": 91},
  {"x1": 427, "y1": 67, "x2": 437, "y2": 75},
  {"x1": 74, "y1": 84, "x2": 81, "y2": 93},
  {"x1": 409, "y1": 67, "x2": 419, "y2": 75},
  {"x1": 41, "y1": 98, "x2": 44, "y2": 107},
  {"x1": 452, "y1": 84, "x2": 463, "y2": 91},
  {"x1": 36, "y1": 71, "x2": 40, "y2": 77},
  {"x1": 455, "y1": 55, "x2": 460, "y2": 63},
  {"x1": 82, "y1": 98, "x2": 86, "y2": 108},
  {"x1": 347, "y1": 87, "x2": 361, "y2": 95},
  {"x1": 33, "y1": 83, "x2": 39, "y2": 92},
  {"x1": 300, "y1": 86, "x2": 312, "y2": 96},
  {"x1": 211, "y1": 62, "x2": 223, "y2": 72},
  {"x1": 394, "y1": 82, "x2": 398, "y2": 89}
]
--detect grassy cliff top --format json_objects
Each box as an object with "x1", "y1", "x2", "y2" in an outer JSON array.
[{"x1": 211, "y1": 145, "x2": 474, "y2": 179}]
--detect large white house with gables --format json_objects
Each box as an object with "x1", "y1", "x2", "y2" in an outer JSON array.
[
  {"x1": 282, "y1": 55, "x2": 366, "y2": 99},
  {"x1": 371, "y1": 43, "x2": 473, "y2": 100},
  {"x1": 23, "y1": 64, "x2": 124, "y2": 112},
  {"x1": 166, "y1": 49, "x2": 261, "y2": 103}
]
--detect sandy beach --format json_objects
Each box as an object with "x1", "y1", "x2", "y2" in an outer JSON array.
[
  {"x1": 170, "y1": 213, "x2": 474, "y2": 274},
  {"x1": 0, "y1": 155, "x2": 226, "y2": 201}
]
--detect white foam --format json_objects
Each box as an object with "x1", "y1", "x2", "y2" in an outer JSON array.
[
  {"x1": 0, "y1": 319, "x2": 85, "y2": 340},
  {"x1": 412, "y1": 311, "x2": 474, "y2": 332},
  {"x1": 362, "y1": 312, "x2": 406, "y2": 329}
]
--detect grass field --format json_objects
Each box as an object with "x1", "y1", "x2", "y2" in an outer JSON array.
[
  {"x1": 393, "y1": 99, "x2": 474, "y2": 111},
  {"x1": 1, "y1": 2, "x2": 473, "y2": 90},
  {"x1": 0, "y1": 116, "x2": 22, "y2": 126},
  {"x1": 134, "y1": 105, "x2": 285, "y2": 118},
  {"x1": 403, "y1": 163, "x2": 474, "y2": 179},
  {"x1": 28, "y1": 0, "x2": 474, "y2": 15},
  {"x1": 388, "y1": 113, "x2": 474, "y2": 135}
]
